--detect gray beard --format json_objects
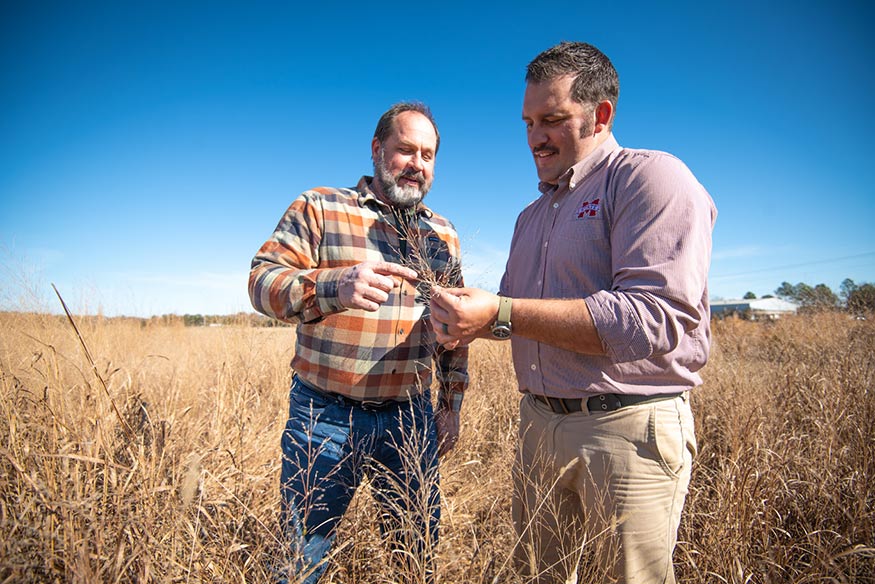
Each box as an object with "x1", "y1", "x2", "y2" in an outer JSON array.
[{"x1": 373, "y1": 149, "x2": 430, "y2": 208}]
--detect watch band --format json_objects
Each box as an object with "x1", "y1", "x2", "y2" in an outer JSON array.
[
  {"x1": 497, "y1": 296, "x2": 512, "y2": 325},
  {"x1": 490, "y1": 296, "x2": 513, "y2": 339}
]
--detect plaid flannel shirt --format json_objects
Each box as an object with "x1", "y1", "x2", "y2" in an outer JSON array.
[{"x1": 249, "y1": 176, "x2": 468, "y2": 410}]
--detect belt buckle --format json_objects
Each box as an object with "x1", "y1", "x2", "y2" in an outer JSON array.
[{"x1": 590, "y1": 394, "x2": 622, "y2": 413}]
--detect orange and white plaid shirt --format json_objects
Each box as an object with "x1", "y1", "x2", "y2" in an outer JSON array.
[{"x1": 249, "y1": 176, "x2": 468, "y2": 408}]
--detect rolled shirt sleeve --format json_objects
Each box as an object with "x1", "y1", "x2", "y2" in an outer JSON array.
[
  {"x1": 249, "y1": 191, "x2": 348, "y2": 324},
  {"x1": 584, "y1": 151, "x2": 715, "y2": 363}
]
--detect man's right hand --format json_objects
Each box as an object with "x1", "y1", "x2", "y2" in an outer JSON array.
[
  {"x1": 430, "y1": 285, "x2": 499, "y2": 348},
  {"x1": 338, "y1": 261, "x2": 418, "y2": 311}
]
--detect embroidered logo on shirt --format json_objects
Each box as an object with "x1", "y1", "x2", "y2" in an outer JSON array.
[{"x1": 576, "y1": 199, "x2": 600, "y2": 218}]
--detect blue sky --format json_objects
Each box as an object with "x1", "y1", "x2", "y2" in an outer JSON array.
[{"x1": 2, "y1": 1, "x2": 873, "y2": 316}]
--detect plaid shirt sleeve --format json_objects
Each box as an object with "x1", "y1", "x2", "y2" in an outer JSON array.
[
  {"x1": 249, "y1": 190, "x2": 348, "y2": 324},
  {"x1": 431, "y1": 226, "x2": 469, "y2": 411}
]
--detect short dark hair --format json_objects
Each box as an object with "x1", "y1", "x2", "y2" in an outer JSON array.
[
  {"x1": 373, "y1": 102, "x2": 440, "y2": 153},
  {"x1": 526, "y1": 42, "x2": 619, "y2": 111}
]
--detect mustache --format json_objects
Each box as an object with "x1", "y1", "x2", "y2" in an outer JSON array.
[{"x1": 397, "y1": 168, "x2": 425, "y2": 185}]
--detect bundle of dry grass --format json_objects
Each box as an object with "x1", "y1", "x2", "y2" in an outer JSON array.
[{"x1": 1, "y1": 310, "x2": 872, "y2": 582}]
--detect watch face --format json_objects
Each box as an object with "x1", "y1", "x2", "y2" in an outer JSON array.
[{"x1": 492, "y1": 325, "x2": 512, "y2": 340}]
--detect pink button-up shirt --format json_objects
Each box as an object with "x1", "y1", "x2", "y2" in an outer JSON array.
[{"x1": 500, "y1": 135, "x2": 717, "y2": 398}]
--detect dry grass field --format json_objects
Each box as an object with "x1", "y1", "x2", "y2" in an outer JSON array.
[{"x1": 1, "y1": 310, "x2": 873, "y2": 582}]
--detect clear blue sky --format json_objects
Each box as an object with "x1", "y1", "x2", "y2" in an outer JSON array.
[{"x1": 2, "y1": 1, "x2": 873, "y2": 316}]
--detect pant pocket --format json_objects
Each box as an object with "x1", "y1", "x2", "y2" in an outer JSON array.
[{"x1": 650, "y1": 402, "x2": 690, "y2": 479}]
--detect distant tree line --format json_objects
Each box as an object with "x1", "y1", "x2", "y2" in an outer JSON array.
[
  {"x1": 29, "y1": 279, "x2": 873, "y2": 326},
  {"x1": 144, "y1": 312, "x2": 292, "y2": 327},
  {"x1": 746, "y1": 278, "x2": 875, "y2": 314}
]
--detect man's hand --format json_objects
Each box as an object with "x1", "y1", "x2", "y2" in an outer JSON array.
[
  {"x1": 338, "y1": 261, "x2": 418, "y2": 311},
  {"x1": 435, "y1": 406, "x2": 460, "y2": 457},
  {"x1": 430, "y1": 286, "x2": 500, "y2": 349}
]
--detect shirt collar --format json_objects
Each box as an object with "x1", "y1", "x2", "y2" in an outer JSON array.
[
  {"x1": 356, "y1": 175, "x2": 433, "y2": 219},
  {"x1": 538, "y1": 133, "x2": 621, "y2": 195}
]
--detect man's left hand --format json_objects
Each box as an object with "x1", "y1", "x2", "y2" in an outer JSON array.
[{"x1": 435, "y1": 407, "x2": 460, "y2": 457}]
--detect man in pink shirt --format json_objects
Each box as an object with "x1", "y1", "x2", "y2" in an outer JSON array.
[{"x1": 430, "y1": 42, "x2": 716, "y2": 583}]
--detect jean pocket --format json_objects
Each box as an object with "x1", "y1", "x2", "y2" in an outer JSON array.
[{"x1": 289, "y1": 377, "x2": 332, "y2": 416}]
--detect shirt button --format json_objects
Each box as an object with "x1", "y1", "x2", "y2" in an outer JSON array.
[
  {"x1": 552, "y1": 203, "x2": 559, "y2": 209},
  {"x1": 399, "y1": 329, "x2": 404, "y2": 335},
  {"x1": 543, "y1": 241, "x2": 548, "y2": 248},
  {"x1": 530, "y1": 364, "x2": 537, "y2": 371},
  {"x1": 570, "y1": 182, "x2": 576, "y2": 189},
  {"x1": 537, "y1": 280, "x2": 542, "y2": 286}
]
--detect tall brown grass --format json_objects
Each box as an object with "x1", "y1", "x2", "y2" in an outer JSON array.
[{"x1": 1, "y1": 311, "x2": 873, "y2": 582}]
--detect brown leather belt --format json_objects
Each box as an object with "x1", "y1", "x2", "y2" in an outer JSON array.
[{"x1": 532, "y1": 392, "x2": 682, "y2": 414}]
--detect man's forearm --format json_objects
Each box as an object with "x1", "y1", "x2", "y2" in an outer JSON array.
[
  {"x1": 430, "y1": 286, "x2": 606, "y2": 355},
  {"x1": 512, "y1": 297, "x2": 605, "y2": 355}
]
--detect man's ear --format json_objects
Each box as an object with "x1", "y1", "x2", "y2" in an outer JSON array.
[
  {"x1": 371, "y1": 137, "x2": 381, "y2": 163},
  {"x1": 594, "y1": 100, "x2": 614, "y2": 134}
]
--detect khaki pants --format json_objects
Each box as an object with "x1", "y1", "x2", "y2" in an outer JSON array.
[{"x1": 512, "y1": 393, "x2": 696, "y2": 584}]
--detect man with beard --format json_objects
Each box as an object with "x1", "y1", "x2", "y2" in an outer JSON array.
[{"x1": 249, "y1": 102, "x2": 467, "y2": 583}]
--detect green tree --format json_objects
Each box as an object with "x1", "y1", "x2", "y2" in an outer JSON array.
[
  {"x1": 775, "y1": 281, "x2": 796, "y2": 300},
  {"x1": 183, "y1": 313, "x2": 205, "y2": 327},
  {"x1": 774, "y1": 281, "x2": 837, "y2": 311},
  {"x1": 812, "y1": 284, "x2": 838, "y2": 308},
  {"x1": 840, "y1": 278, "x2": 858, "y2": 304},
  {"x1": 743, "y1": 291, "x2": 757, "y2": 299},
  {"x1": 847, "y1": 283, "x2": 875, "y2": 313},
  {"x1": 795, "y1": 283, "x2": 817, "y2": 306}
]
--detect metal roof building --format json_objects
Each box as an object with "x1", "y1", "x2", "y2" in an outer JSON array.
[{"x1": 710, "y1": 298, "x2": 798, "y2": 320}]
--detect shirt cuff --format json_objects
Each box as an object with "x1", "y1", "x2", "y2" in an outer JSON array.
[
  {"x1": 437, "y1": 389, "x2": 464, "y2": 412},
  {"x1": 584, "y1": 291, "x2": 653, "y2": 362},
  {"x1": 314, "y1": 267, "x2": 346, "y2": 316}
]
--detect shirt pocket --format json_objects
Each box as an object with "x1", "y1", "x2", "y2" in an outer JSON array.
[
  {"x1": 423, "y1": 234, "x2": 462, "y2": 287},
  {"x1": 555, "y1": 215, "x2": 608, "y2": 242}
]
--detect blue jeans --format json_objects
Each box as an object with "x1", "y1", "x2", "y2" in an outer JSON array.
[{"x1": 277, "y1": 376, "x2": 440, "y2": 583}]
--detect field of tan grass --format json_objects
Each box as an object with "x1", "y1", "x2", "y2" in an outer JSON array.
[{"x1": 1, "y1": 310, "x2": 873, "y2": 582}]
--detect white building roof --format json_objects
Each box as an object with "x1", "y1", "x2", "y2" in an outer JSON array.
[{"x1": 711, "y1": 298, "x2": 798, "y2": 313}]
